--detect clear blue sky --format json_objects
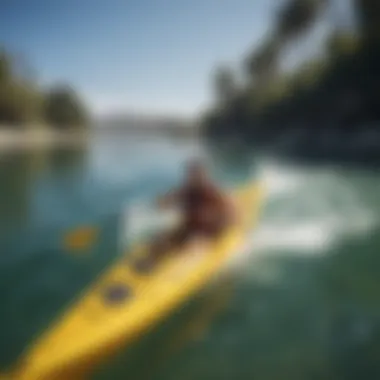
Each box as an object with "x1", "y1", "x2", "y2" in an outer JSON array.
[{"x1": 1, "y1": 0, "x2": 282, "y2": 116}]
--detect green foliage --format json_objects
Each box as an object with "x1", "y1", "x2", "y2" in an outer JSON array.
[
  {"x1": 0, "y1": 51, "x2": 12, "y2": 83},
  {"x1": 243, "y1": 0, "x2": 327, "y2": 89},
  {"x1": 246, "y1": 37, "x2": 280, "y2": 83},
  {"x1": 203, "y1": 0, "x2": 380, "y2": 143},
  {"x1": 276, "y1": 0, "x2": 327, "y2": 41},
  {"x1": 213, "y1": 65, "x2": 237, "y2": 106},
  {"x1": 354, "y1": 0, "x2": 380, "y2": 39},
  {"x1": 291, "y1": 59, "x2": 328, "y2": 89},
  {"x1": 327, "y1": 31, "x2": 360, "y2": 59},
  {"x1": 0, "y1": 48, "x2": 87, "y2": 129},
  {"x1": 44, "y1": 86, "x2": 88, "y2": 128}
]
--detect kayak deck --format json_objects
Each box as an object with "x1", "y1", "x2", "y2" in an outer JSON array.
[{"x1": 8, "y1": 182, "x2": 264, "y2": 380}]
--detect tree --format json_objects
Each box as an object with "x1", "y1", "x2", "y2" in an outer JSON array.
[
  {"x1": 246, "y1": 37, "x2": 280, "y2": 85},
  {"x1": 244, "y1": 0, "x2": 327, "y2": 91},
  {"x1": 44, "y1": 86, "x2": 88, "y2": 128},
  {"x1": 276, "y1": 0, "x2": 328, "y2": 42},
  {"x1": 0, "y1": 49, "x2": 43, "y2": 125},
  {"x1": 326, "y1": 30, "x2": 360, "y2": 59},
  {"x1": 354, "y1": 0, "x2": 380, "y2": 39},
  {"x1": 292, "y1": 59, "x2": 328, "y2": 89},
  {"x1": 213, "y1": 65, "x2": 237, "y2": 106},
  {"x1": 0, "y1": 51, "x2": 12, "y2": 83}
]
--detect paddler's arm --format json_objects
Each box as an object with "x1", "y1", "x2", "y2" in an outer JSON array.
[
  {"x1": 156, "y1": 188, "x2": 184, "y2": 209},
  {"x1": 211, "y1": 186, "x2": 237, "y2": 225},
  {"x1": 223, "y1": 193, "x2": 238, "y2": 225}
]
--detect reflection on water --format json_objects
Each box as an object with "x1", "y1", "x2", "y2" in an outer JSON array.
[
  {"x1": 0, "y1": 134, "x2": 380, "y2": 379},
  {"x1": 0, "y1": 147, "x2": 88, "y2": 236},
  {"x1": 0, "y1": 153, "x2": 32, "y2": 233}
]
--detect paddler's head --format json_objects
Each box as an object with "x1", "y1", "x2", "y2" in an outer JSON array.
[{"x1": 185, "y1": 159, "x2": 208, "y2": 188}]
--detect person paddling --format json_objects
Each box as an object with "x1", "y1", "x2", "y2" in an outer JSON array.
[{"x1": 135, "y1": 159, "x2": 235, "y2": 271}]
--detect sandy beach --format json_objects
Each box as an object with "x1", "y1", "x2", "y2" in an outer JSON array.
[{"x1": 0, "y1": 128, "x2": 88, "y2": 152}]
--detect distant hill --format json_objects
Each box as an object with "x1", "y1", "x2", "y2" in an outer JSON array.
[{"x1": 93, "y1": 113, "x2": 197, "y2": 137}]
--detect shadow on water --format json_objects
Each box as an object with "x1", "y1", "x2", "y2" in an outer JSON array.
[{"x1": 0, "y1": 147, "x2": 87, "y2": 236}]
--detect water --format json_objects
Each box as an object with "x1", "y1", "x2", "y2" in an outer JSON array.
[{"x1": 0, "y1": 132, "x2": 380, "y2": 379}]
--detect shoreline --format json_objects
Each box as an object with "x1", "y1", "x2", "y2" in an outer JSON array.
[
  {"x1": 0, "y1": 123, "x2": 200, "y2": 153},
  {"x1": 0, "y1": 127, "x2": 88, "y2": 152}
]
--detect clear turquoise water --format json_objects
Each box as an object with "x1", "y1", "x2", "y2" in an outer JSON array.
[{"x1": 1, "y1": 133, "x2": 380, "y2": 379}]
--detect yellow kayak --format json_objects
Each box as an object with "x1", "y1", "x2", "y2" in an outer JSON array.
[{"x1": 7, "y1": 181, "x2": 265, "y2": 380}]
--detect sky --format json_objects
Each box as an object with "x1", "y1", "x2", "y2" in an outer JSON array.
[
  {"x1": 0, "y1": 0, "x2": 354, "y2": 117},
  {"x1": 1, "y1": 0, "x2": 281, "y2": 116}
]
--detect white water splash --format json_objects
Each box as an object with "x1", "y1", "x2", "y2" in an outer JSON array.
[
  {"x1": 119, "y1": 201, "x2": 182, "y2": 249},
  {"x1": 248, "y1": 160, "x2": 378, "y2": 257}
]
